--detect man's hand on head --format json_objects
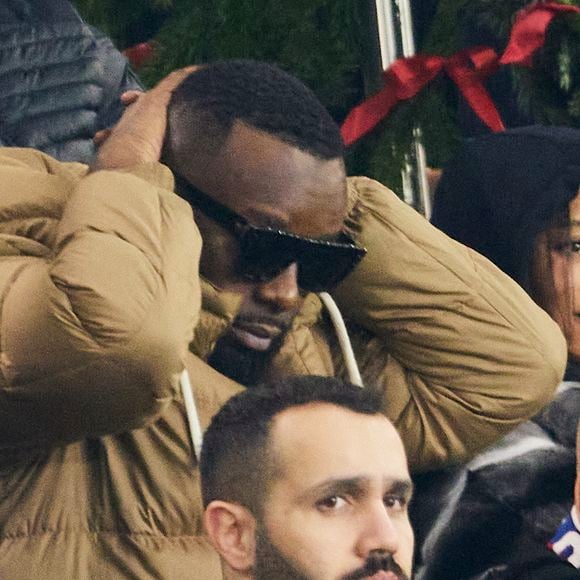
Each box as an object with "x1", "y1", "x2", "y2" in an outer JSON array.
[
  {"x1": 93, "y1": 91, "x2": 142, "y2": 146},
  {"x1": 94, "y1": 66, "x2": 199, "y2": 170}
]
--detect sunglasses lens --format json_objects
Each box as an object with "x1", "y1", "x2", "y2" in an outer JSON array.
[
  {"x1": 177, "y1": 179, "x2": 366, "y2": 291},
  {"x1": 239, "y1": 229, "x2": 294, "y2": 282},
  {"x1": 298, "y1": 246, "x2": 364, "y2": 292},
  {"x1": 239, "y1": 228, "x2": 366, "y2": 292}
]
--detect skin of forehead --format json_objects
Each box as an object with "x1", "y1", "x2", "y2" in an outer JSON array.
[
  {"x1": 265, "y1": 402, "x2": 409, "y2": 494},
  {"x1": 565, "y1": 191, "x2": 580, "y2": 226},
  {"x1": 174, "y1": 121, "x2": 348, "y2": 237},
  {"x1": 570, "y1": 192, "x2": 580, "y2": 216}
]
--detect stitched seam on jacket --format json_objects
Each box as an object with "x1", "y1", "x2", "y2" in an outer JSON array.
[
  {"x1": 51, "y1": 188, "x2": 170, "y2": 349},
  {"x1": 0, "y1": 528, "x2": 208, "y2": 540},
  {"x1": 0, "y1": 72, "x2": 102, "y2": 103},
  {"x1": 0, "y1": 31, "x2": 95, "y2": 55},
  {"x1": 0, "y1": 262, "x2": 30, "y2": 380},
  {"x1": 358, "y1": 190, "x2": 562, "y2": 377},
  {"x1": 50, "y1": 274, "x2": 159, "y2": 352},
  {"x1": 286, "y1": 331, "x2": 311, "y2": 374},
  {"x1": 54, "y1": 227, "x2": 164, "y2": 280}
]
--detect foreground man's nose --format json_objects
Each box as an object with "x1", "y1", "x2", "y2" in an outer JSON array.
[
  {"x1": 256, "y1": 262, "x2": 301, "y2": 311},
  {"x1": 356, "y1": 504, "x2": 400, "y2": 559}
]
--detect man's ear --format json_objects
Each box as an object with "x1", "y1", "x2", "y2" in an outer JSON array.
[{"x1": 204, "y1": 500, "x2": 257, "y2": 574}]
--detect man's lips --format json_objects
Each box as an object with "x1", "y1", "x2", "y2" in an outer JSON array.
[
  {"x1": 344, "y1": 563, "x2": 408, "y2": 580},
  {"x1": 368, "y1": 572, "x2": 398, "y2": 580},
  {"x1": 229, "y1": 321, "x2": 283, "y2": 351},
  {"x1": 344, "y1": 571, "x2": 401, "y2": 580}
]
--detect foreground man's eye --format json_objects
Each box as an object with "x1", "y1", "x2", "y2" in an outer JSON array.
[
  {"x1": 316, "y1": 495, "x2": 348, "y2": 511},
  {"x1": 384, "y1": 494, "x2": 408, "y2": 512}
]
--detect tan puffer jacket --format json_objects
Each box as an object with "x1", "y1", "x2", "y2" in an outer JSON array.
[
  {"x1": 0, "y1": 149, "x2": 567, "y2": 579},
  {"x1": 0, "y1": 149, "x2": 233, "y2": 578},
  {"x1": 192, "y1": 175, "x2": 568, "y2": 469}
]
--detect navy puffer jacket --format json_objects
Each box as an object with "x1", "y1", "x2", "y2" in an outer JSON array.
[{"x1": 0, "y1": 0, "x2": 141, "y2": 163}]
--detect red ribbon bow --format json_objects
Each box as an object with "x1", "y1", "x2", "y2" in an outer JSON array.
[
  {"x1": 341, "y1": 1, "x2": 580, "y2": 147},
  {"x1": 501, "y1": 2, "x2": 580, "y2": 66},
  {"x1": 340, "y1": 46, "x2": 503, "y2": 147}
]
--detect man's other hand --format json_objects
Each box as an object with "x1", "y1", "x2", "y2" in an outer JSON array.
[{"x1": 94, "y1": 66, "x2": 199, "y2": 170}]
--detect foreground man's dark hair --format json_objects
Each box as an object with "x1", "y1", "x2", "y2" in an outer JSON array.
[{"x1": 164, "y1": 59, "x2": 344, "y2": 166}]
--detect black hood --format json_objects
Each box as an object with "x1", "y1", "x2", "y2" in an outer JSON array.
[{"x1": 431, "y1": 126, "x2": 580, "y2": 293}]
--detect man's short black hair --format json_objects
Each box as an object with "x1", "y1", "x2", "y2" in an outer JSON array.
[
  {"x1": 200, "y1": 375, "x2": 383, "y2": 516},
  {"x1": 165, "y1": 59, "x2": 344, "y2": 162}
]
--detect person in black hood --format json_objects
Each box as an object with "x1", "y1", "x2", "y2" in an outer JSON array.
[
  {"x1": 432, "y1": 126, "x2": 580, "y2": 300},
  {"x1": 432, "y1": 125, "x2": 580, "y2": 373},
  {"x1": 413, "y1": 125, "x2": 580, "y2": 580}
]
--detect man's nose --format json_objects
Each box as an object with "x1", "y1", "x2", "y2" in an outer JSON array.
[
  {"x1": 255, "y1": 262, "x2": 301, "y2": 312},
  {"x1": 355, "y1": 502, "x2": 400, "y2": 559}
]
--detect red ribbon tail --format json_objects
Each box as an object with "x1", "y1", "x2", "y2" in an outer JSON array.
[
  {"x1": 340, "y1": 88, "x2": 399, "y2": 147},
  {"x1": 500, "y1": 3, "x2": 580, "y2": 66},
  {"x1": 341, "y1": 56, "x2": 443, "y2": 147},
  {"x1": 446, "y1": 49, "x2": 505, "y2": 133}
]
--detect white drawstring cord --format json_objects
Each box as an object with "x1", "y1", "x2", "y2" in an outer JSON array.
[
  {"x1": 180, "y1": 293, "x2": 362, "y2": 462},
  {"x1": 180, "y1": 369, "x2": 203, "y2": 461},
  {"x1": 318, "y1": 292, "x2": 364, "y2": 387}
]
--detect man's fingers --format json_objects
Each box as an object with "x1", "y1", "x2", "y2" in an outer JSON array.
[
  {"x1": 156, "y1": 65, "x2": 201, "y2": 92},
  {"x1": 146, "y1": 66, "x2": 202, "y2": 105},
  {"x1": 124, "y1": 65, "x2": 201, "y2": 122},
  {"x1": 95, "y1": 65, "x2": 202, "y2": 169},
  {"x1": 120, "y1": 66, "x2": 200, "y2": 111},
  {"x1": 93, "y1": 129, "x2": 112, "y2": 145},
  {"x1": 120, "y1": 90, "x2": 143, "y2": 105}
]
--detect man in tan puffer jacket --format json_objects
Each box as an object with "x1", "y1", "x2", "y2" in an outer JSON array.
[{"x1": 0, "y1": 62, "x2": 567, "y2": 579}]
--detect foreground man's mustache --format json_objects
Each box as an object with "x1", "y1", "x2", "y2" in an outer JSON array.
[{"x1": 342, "y1": 550, "x2": 410, "y2": 580}]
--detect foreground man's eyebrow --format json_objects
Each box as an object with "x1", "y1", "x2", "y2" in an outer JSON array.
[
  {"x1": 301, "y1": 476, "x2": 414, "y2": 502},
  {"x1": 387, "y1": 479, "x2": 414, "y2": 501}
]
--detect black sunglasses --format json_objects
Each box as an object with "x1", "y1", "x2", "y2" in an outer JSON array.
[{"x1": 175, "y1": 175, "x2": 367, "y2": 292}]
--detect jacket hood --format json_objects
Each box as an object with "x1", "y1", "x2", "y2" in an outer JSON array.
[{"x1": 431, "y1": 125, "x2": 580, "y2": 292}]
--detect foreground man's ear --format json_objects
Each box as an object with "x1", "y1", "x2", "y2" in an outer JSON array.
[{"x1": 204, "y1": 500, "x2": 257, "y2": 577}]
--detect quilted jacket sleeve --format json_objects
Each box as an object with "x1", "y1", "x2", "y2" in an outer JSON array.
[
  {"x1": 333, "y1": 177, "x2": 567, "y2": 471},
  {"x1": 0, "y1": 149, "x2": 201, "y2": 448},
  {"x1": 90, "y1": 26, "x2": 144, "y2": 133}
]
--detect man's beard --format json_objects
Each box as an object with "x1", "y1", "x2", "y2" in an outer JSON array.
[
  {"x1": 254, "y1": 525, "x2": 311, "y2": 580},
  {"x1": 207, "y1": 330, "x2": 286, "y2": 387},
  {"x1": 254, "y1": 525, "x2": 410, "y2": 580}
]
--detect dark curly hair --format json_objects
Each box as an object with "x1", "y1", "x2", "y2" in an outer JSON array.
[
  {"x1": 165, "y1": 59, "x2": 344, "y2": 161},
  {"x1": 200, "y1": 375, "x2": 382, "y2": 516}
]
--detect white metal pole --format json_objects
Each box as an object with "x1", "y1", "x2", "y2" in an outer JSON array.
[
  {"x1": 373, "y1": 0, "x2": 432, "y2": 218},
  {"x1": 374, "y1": 0, "x2": 398, "y2": 68}
]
